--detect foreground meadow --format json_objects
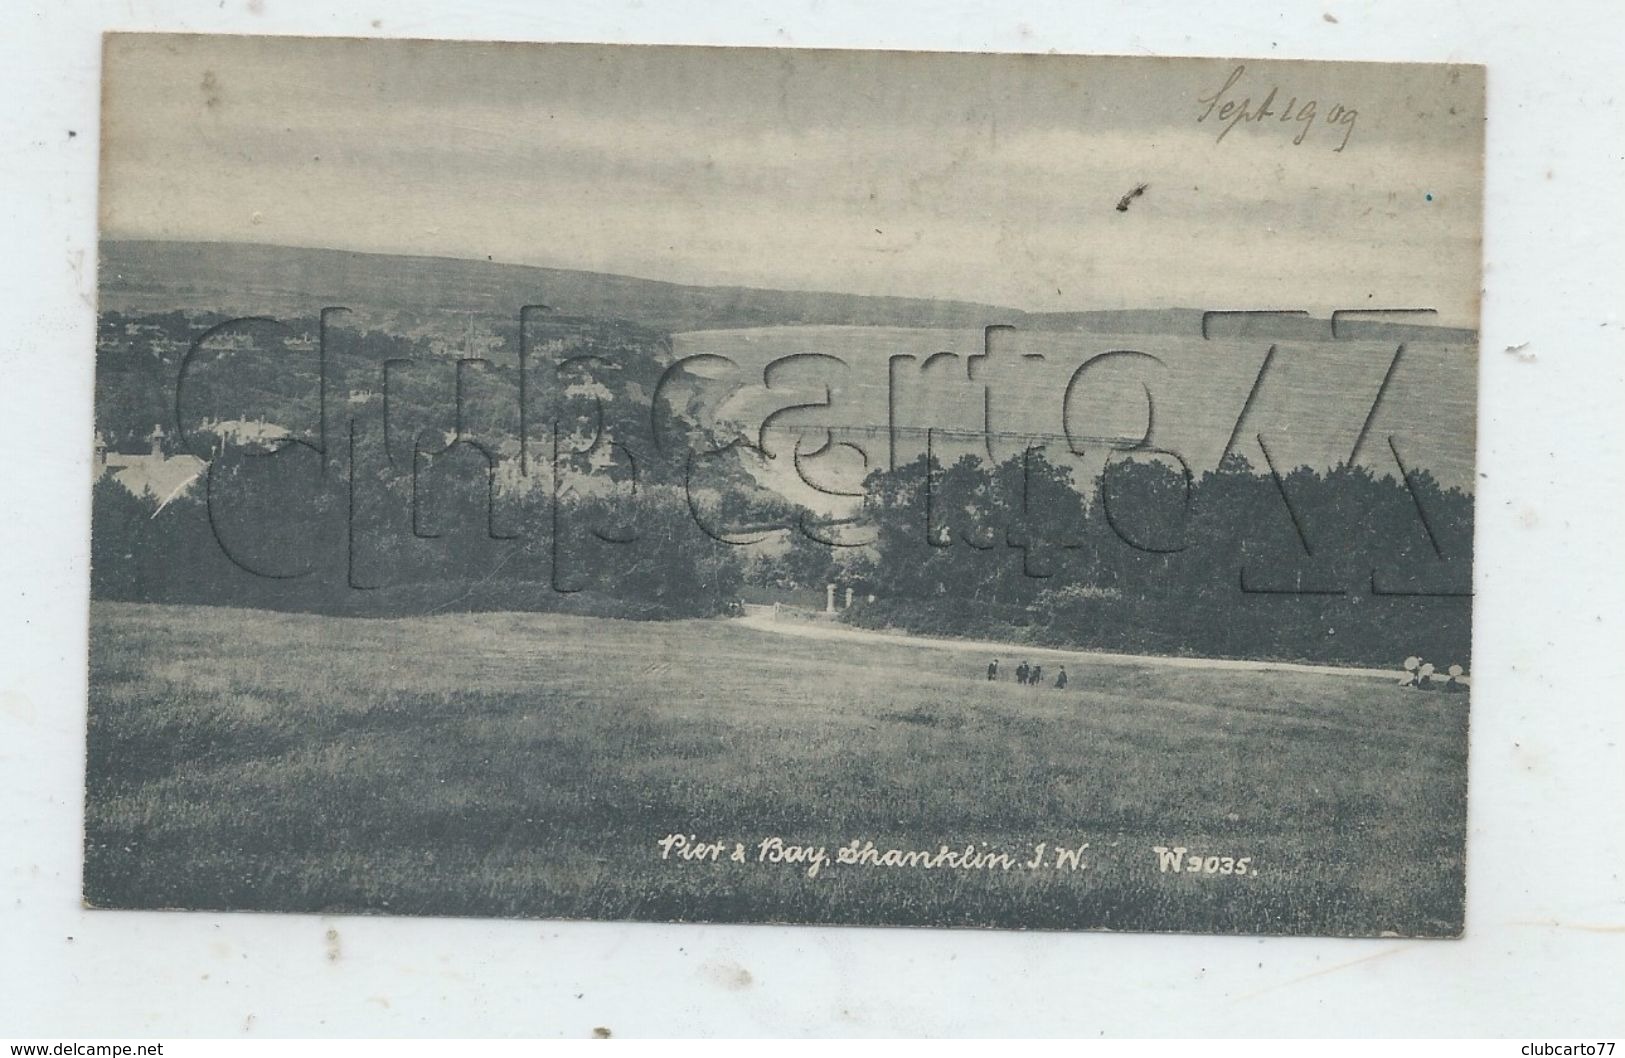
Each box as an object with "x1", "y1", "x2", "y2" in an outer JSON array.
[{"x1": 85, "y1": 602, "x2": 1468, "y2": 936}]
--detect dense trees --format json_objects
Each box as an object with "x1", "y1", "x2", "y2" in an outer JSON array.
[
  {"x1": 91, "y1": 455, "x2": 748, "y2": 619},
  {"x1": 92, "y1": 307, "x2": 746, "y2": 618},
  {"x1": 843, "y1": 450, "x2": 1473, "y2": 668},
  {"x1": 91, "y1": 426, "x2": 1472, "y2": 666},
  {"x1": 91, "y1": 307, "x2": 1473, "y2": 664}
]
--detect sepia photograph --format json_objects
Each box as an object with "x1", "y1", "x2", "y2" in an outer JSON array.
[{"x1": 85, "y1": 34, "x2": 1483, "y2": 939}]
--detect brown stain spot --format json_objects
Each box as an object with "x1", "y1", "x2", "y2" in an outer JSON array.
[
  {"x1": 592, "y1": 1027, "x2": 612, "y2": 1039},
  {"x1": 246, "y1": 0, "x2": 264, "y2": 12},
  {"x1": 1323, "y1": 12, "x2": 1339, "y2": 22},
  {"x1": 201, "y1": 71, "x2": 222, "y2": 110},
  {"x1": 0, "y1": 689, "x2": 35, "y2": 723},
  {"x1": 700, "y1": 960, "x2": 755, "y2": 991},
  {"x1": 324, "y1": 927, "x2": 341, "y2": 962}
]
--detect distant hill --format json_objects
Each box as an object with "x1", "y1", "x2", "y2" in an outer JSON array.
[
  {"x1": 98, "y1": 239, "x2": 1022, "y2": 333},
  {"x1": 97, "y1": 239, "x2": 1476, "y2": 342}
]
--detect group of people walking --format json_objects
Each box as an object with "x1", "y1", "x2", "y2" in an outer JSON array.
[
  {"x1": 1400, "y1": 656, "x2": 1468, "y2": 693},
  {"x1": 986, "y1": 658, "x2": 1068, "y2": 689}
]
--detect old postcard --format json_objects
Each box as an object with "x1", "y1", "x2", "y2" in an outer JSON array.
[{"x1": 87, "y1": 34, "x2": 1481, "y2": 937}]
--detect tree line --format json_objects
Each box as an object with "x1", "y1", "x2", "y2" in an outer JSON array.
[
  {"x1": 836, "y1": 450, "x2": 1471, "y2": 669},
  {"x1": 92, "y1": 439, "x2": 1471, "y2": 668},
  {"x1": 92, "y1": 307, "x2": 1471, "y2": 666}
]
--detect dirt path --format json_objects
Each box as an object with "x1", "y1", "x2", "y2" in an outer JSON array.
[{"x1": 733, "y1": 612, "x2": 1405, "y2": 681}]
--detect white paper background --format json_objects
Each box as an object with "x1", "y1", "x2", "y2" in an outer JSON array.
[{"x1": 3, "y1": 0, "x2": 1621, "y2": 1038}]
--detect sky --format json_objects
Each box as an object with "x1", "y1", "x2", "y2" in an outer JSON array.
[{"x1": 100, "y1": 34, "x2": 1486, "y2": 326}]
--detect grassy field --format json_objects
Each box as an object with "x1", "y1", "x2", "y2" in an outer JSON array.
[{"x1": 84, "y1": 601, "x2": 1468, "y2": 936}]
